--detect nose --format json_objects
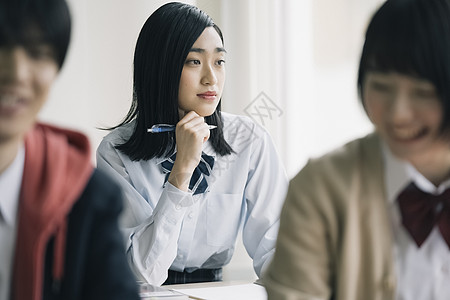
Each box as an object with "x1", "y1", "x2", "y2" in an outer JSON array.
[
  {"x1": 201, "y1": 64, "x2": 218, "y2": 86},
  {"x1": 0, "y1": 46, "x2": 30, "y2": 85},
  {"x1": 389, "y1": 91, "x2": 415, "y2": 124}
]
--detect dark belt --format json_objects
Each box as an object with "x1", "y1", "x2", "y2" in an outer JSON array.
[{"x1": 163, "y1": 268, "x2": 222, "y2": 285}]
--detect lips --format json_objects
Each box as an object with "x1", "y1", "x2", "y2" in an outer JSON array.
[
  {"x1": 198, "y1": 91, "x2": 216, "y2": 96},
  {"x1": 0, "y1": 94, "x2": 28, "y2": 116},
  {"x1": 197, "y1": 91, "x2": 217, "y2": 101},
  {"x1": 390, "y1": 126, "x2": 427, "y2": 141}
]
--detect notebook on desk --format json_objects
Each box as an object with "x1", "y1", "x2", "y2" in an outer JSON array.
[
  {"x1": 172, "y1": 282, "x2": 267, "y2": 300},
  {"x1": 139, "y1": 281, "x2": 189, "y2": 300}
]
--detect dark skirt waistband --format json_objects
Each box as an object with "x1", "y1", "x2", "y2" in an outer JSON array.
[{"x1": 163, "y1": 268, "x2": 222, "y2": 285}]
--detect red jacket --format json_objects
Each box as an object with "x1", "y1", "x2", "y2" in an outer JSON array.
[{"x1": 12, "y1": 123, "x2": 93, "y2": 300}]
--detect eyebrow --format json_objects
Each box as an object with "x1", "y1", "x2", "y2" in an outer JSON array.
[{"x1": 189, "y1": 47, "x2": 227, "y2": 53}]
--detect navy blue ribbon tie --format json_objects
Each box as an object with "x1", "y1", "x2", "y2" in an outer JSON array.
[{"x1": 161, "y1": 152, "x2": 214, "y2": 195}]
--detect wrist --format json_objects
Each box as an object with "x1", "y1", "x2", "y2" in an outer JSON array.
[{"x1": 168, "y1": 165, "x2": 193, "y2": 191}]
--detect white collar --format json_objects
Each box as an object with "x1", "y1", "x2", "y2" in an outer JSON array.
[
  {"x1": 0, "y1": 146, "x2": 25, "y2": 226},
  {"x1": 382, "y1": 142, "x2": 450, "y2": 204}
]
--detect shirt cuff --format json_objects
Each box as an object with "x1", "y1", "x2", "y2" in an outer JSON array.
[{"x1": 164, "y1": 182, "x2": 195, "y2": 209}]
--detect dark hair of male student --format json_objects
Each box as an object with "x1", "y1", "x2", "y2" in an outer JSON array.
[
  {"x1": 0, "y1": 0, "x2": 71, "y2": 69},
  {"x1": 357, "y1": 0, "x2": 450, "y2": 135},
  {"x1": 112, "y1": 2, "x2": 233, "y2": 161}
]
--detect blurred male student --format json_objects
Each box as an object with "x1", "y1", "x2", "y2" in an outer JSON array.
[{"x1": 0, "y1": 0, "x2": 140, "y2": 299}]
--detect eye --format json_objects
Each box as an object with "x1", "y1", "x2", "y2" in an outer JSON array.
[
  {"x1": 369, "y1": 81, "x2": 394, "y2": 93},
  {"x1": 414, "y1": 88, "x2": 437, "y2": 99},
  {"x1": 185, "y1": 59, "x2": 201, "y2": 65},
  {"x1": 217, "y1": 59, "x2": 226, "y2": 66},
  {"x1": 26, "y1": 44, "x2": 56, "y2": 61}
]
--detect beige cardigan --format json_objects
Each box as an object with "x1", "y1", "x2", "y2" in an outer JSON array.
[{"x1": 264, "y1": 133, "x2": 396, "y2": 300}]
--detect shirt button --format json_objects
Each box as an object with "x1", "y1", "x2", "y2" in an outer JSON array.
[
  {"x1": 188, "y1": 212, "x2": 194, "y2": 219},
  {"x1": 175, "y1": 204, "x2": 182, "y2": 210}
]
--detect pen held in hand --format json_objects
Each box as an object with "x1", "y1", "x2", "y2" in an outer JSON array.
[{"x1": 147, "y1": 124, "x2": 217, "y2": 133}]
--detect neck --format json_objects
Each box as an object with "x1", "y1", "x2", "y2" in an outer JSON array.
[
  {"x1": 408, "y1": 149, "x2": 450, "y2": 187},
  {"x1": 0, "y1": 136, "x2": 22, "y2": 175}
]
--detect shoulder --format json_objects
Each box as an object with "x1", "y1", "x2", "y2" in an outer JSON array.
[
  {"x1": 291, "y1": 133, "x2": 381, "y2": 190},
  {"x1": 100, "y1": 121, "x2": 136, "y2": 147},
  {"x1": 75, "y1": 169, "x2": 123, "y2": 213},
  {"x1": 221, "y1": 112, "x2": 264, "y2": 133},
  {"x1": 97, "y1": 121, "x2": 135, "y2": 157},
  {"x1": 220, "y1": 112, "x2": 271, "y2": 148},
  {"x1": 87, "y1": 168, "x2": 121, "y2": 192},
  {"x1": 281, "y1": 133, "x2": 381, "y2": 229}
]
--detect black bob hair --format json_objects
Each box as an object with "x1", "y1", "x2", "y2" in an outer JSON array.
[
  {"x1": 0, "y1": 0, "x2": 71, "y2": 69},
  {"x1": 357, "y1": 0, "x2": 450, "y2": 135},
  {"x1": 112, "y1": 2, "x2": 233, "y2": 161}
]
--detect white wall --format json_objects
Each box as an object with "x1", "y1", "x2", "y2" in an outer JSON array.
[{"x1": 38, "y1": 0, "x2": 383, "y2": 282}]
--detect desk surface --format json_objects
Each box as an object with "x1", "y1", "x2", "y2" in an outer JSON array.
[{"x1": 168, "y1": 281, "x2": 267, "y2": 300}]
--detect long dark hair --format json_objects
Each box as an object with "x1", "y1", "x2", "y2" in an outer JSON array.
[
  {"x1": 111, "y1": 2, "x2": 232, "y2": 161},
  {"x1": 357, "y1": 0, "x2": 450, "y2": 135}
]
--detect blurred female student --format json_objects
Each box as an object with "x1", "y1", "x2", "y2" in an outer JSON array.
[
  {"x1": 264, "y1": 0, "x2": 450, "y2": 299},
  {"x1": 0, "y1": 0, "x2": 139, "y2": 299},
  {"x1": 97, "y1": 2, "x2": 288, "y2": 286}
]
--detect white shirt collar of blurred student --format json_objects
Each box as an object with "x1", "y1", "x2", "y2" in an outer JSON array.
[
  {"x1": 382, "y1": 141, "x2": 450, "y2": 203},
  {"x1": 0, "y1": 145, "x2": 24, "y2": 226},
  {"x1": 0, "y1": 145, "x2": 24, "y2": 300}
]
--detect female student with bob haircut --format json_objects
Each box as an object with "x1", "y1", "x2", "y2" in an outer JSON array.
[
  {"x1": 0, "y1": 0, "x2": 140, "y2": 299},
  {"x1": 264, "y1": 0, "x2": 450, "y2": 299},
  {"x1": 97, "y1": 2, "x2": 288, "y2": 286}
]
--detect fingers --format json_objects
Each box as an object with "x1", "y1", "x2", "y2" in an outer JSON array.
[
  {"x1": 177, "y1": 111, "x2": 210, "y2": 141},
  {"x1": 177, "y1": 111, "x2": 202, "y2": 126},
  {"x1": 169, "y1": 111, "x2": 212, "y2": 191}
]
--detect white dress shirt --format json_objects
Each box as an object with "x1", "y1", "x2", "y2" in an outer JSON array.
[
  {"x1": 0, "y1": 146, "x2": 24, "y2": 300},
  {"x1": 383, "y1": 143, "x2": 450, "y2": 300},
  {"x1": 96, "y1": 112, "x2": 288, "y2": 285}
]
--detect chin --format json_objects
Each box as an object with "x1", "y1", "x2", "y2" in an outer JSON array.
[
  {"x1": 388, "y1": 140, "x2": 437, "y2": 162},
  {"x1": 195, "y1": 109, "x2": 217, "y2": 117}
]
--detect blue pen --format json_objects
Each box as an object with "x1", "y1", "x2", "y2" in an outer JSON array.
[{"x1": 147, "y1": 123, "x2": 217, "y2": 133}]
